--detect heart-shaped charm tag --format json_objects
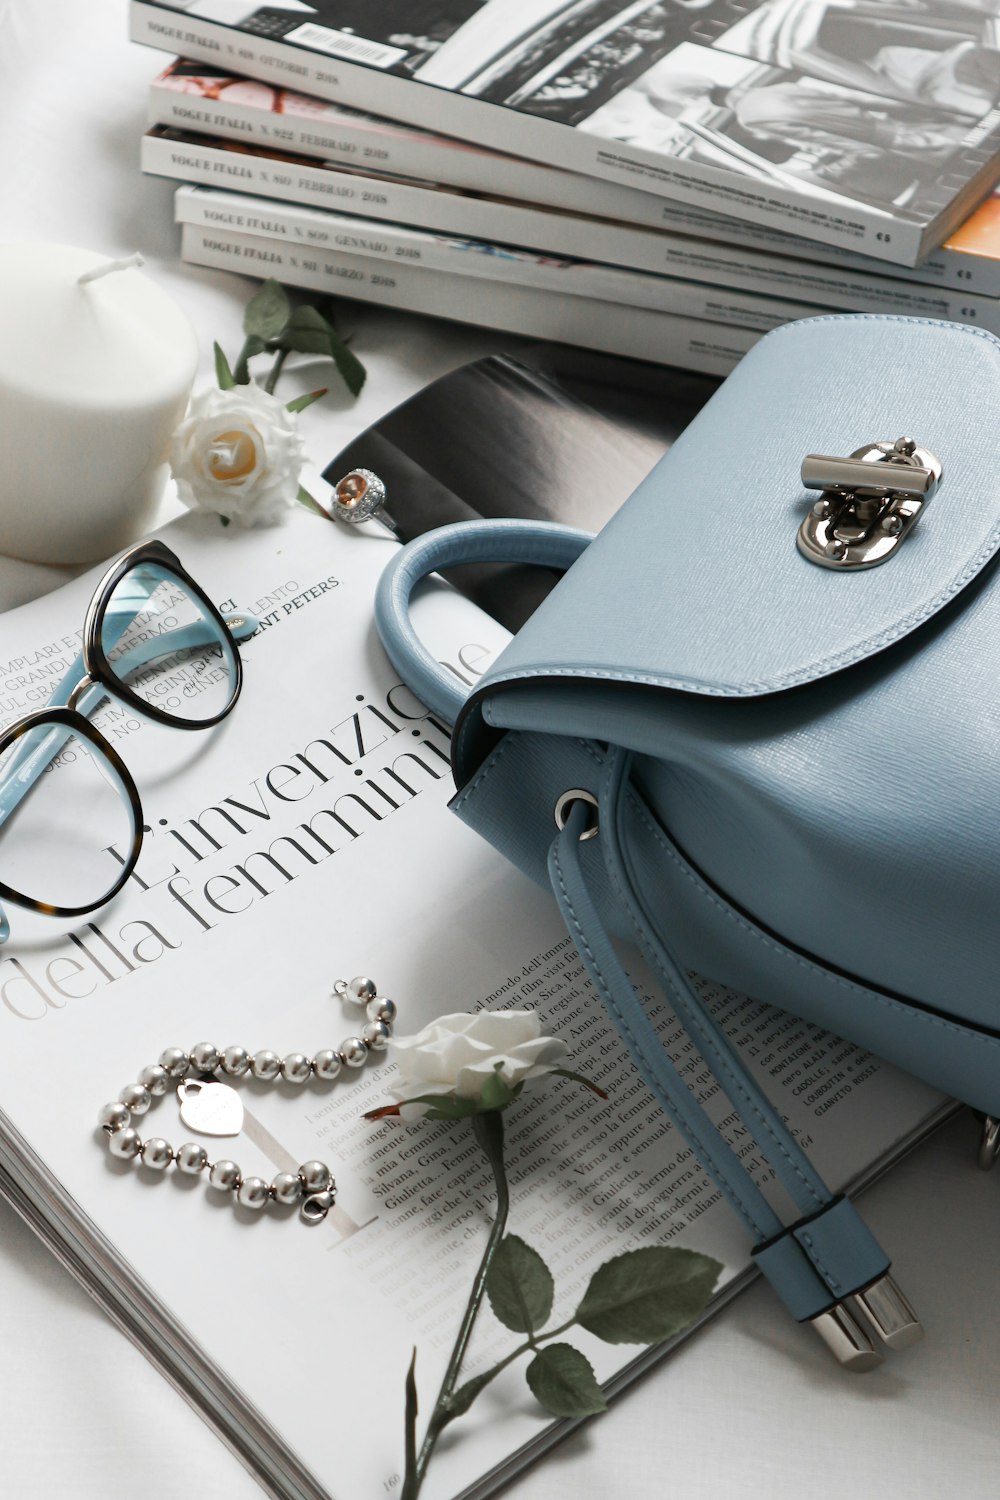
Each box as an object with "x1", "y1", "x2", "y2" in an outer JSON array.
[{"x1": 177, "y1": 1080, "x2": 244, "y2": 1138}]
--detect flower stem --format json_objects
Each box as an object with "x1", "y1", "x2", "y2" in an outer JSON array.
[
  {"x1": 264, "y1": 347, "x2": 288, "y2": 394},
  {"x1": 402, "y1": 1112, "x2": 509, "y2": 1500},
  {"x1": 449, "y1": 1316, "x2": 579, "y2": 1398},
  {"x1": 232, "y1": 337, "x2": 255, "y2": 386}
]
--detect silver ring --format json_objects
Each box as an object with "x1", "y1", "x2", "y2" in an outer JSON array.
[
  {"x1": 329, "y1": 469, "x2": 401, "y2": 537},
  {"x1": 554, "y1": 789, "x2": 599, "y2": 841}
]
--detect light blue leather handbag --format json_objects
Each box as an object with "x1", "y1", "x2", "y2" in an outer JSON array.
[{"x1": 375, "y1": 315, "x2": 1000, "y2": 1370}]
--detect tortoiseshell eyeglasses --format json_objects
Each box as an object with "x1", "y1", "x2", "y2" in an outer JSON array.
[{"x1": 0, "y1": 540, "x2": 256, "y2": 940}]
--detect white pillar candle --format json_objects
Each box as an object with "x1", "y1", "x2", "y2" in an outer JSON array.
[{"x1": 0, "y1": 244, "x2": 198, "y2": 565}]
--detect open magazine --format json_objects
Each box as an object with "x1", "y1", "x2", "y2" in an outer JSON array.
[
  {"x1": 0, "y1": 488, "x2": 951, "y2": 1499},
  {"x1": 129, "y1": 0, "x2": 1000, "y2": 266}
]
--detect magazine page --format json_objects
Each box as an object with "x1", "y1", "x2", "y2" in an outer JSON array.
[
  {"x1": 0, "y1": 505, "x2": 943, "y2": 1499},
  {"x1": 131, "y1": 1, "x2": 1000, "y2": 263}
]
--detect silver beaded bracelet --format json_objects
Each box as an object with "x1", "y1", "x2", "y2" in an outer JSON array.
[{"x1": 97, "y1": 976, "x2": 396, "y2": 1225}]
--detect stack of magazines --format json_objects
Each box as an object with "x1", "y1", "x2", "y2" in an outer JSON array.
[{"x1": 132, "y1": 1, "x2": 1000, "y2": 376}]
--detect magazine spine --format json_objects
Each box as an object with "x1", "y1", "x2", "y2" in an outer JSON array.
[
  {"x1": 169, "y1": 177, "x2": 830, "y2": 333},
  {"x1": 647, "y1": 203, "x2": 1000, "y2": 299},
  {"x1": 178, "y1": 221, "x2": 760, "y2": 376},
  {"x1": 152, "y1": 135, "x2": 1000, "y2": 336},
  {"x1": 129, "y1": 1, "x2": 930, "y2": 267},
  {"x1": 146, "y1": 73, "x2": 1000, "y2": 297},
  {"x1": 147, "y1": 67, "x2": 656, "y2": 225}
]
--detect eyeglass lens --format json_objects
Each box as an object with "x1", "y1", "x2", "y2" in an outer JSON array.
[
  {"x1": 102, "y1": 563, "x2": 238, "y2": 725},
  {"x1": 0, "y1": 722, "x2": 135, "y2": 910}
]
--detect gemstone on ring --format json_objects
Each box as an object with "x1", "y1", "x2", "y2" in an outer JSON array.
[{"x1": 331, "y1": 468, "x2": 387, "y2": 525}]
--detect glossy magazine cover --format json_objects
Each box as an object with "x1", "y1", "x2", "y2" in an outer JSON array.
[{"x1": 134, "y1": 0, "x2": 1000, "y2": 260}]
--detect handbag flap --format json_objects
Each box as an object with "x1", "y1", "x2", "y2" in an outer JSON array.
[{"x1": 457, "y1": 316, "x2": 1000, "y2": 768}]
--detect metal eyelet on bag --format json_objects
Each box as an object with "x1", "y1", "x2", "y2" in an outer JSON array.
[
  {"x1": 797, "y1": 436, "x2": 942, "y2": 571},
  {"x1": 554, "y1": 789, "x2": 599, "y2": 841}
]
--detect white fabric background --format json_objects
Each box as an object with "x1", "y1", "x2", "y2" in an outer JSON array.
[{"x1": 0, "y1": 5, "x2": 997, "y2": 1496}]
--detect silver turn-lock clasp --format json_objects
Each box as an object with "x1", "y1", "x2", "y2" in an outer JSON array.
[{"x1": 797, "y1": 436, "x2": 942, "y2": 570}]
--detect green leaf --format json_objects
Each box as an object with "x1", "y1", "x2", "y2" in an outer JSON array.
[
  {"x1": 525, "y1": 1344, "x2": 606, "y2": 1419},
  {"x1": 243, "y1": 277, "x2": 291, "y2": 340},
  {"x1": 276, "y1": 305, "x2": 367, "y2": 397},
  {"x1": 274, "y1": 305, "x2": 332, "y2": 355},
  {"x1": 486, "y1": 1234, "x2": 554, "y2": 1335},
  {"x1": 233, "y1": 334, "x2": 268, "y2": 384},
  {"x1": 322, "y1": 321, "x2": 367, "y2": 398},
  {"x1": 285, "y1": 387, "x2": 328, "y2": 415},
  {"x1": 575, "y1": 1247, "x2": 722, "y2": 1346},
  {"x1": 213, "y1": 341, "x2": 236, "y2": 390},
  {"x1": 296, "y1": 484, "x2": 329, "y2": 519}
]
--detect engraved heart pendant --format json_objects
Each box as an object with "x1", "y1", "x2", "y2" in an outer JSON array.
[{"x1": 177, "y1": 1079, "x2": 244, "y2": 1138}]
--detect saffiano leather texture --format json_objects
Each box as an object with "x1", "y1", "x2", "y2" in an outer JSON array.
[{"x1": 375, "y1": 316, "x2": 1000, "y2": 1354}]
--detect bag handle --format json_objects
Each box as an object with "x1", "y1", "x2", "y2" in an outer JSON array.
[{"x1": 375, "y1": 519, "x2": 592, "y2": 725}]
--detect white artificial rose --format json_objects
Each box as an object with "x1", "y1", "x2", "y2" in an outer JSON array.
[
  {"x1": 388, "y1": 1010, "x2": 570, "y2": 1119},
  {"x1": 169, "y1": 381, "x2": 306, "y2": 527}
]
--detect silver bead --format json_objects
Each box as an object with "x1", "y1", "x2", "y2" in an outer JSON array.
[
  {"x1": 140, "y1": 1137, "x2": 173, "y2": 1171},
  {"x1": 340, "y1": 1037, "x2": 368, "y2": 1068},
  {"x1": 208, "y1": 1159, "x2": 241, "y2": 1192},
  {"x1": 251, "y1": 1049, "x2": 281, "y2": 1081},
  {"x1": 298, "y1": 1160, "x2": 332, "y2": 1195},
  {"x1": 271, "y1": 1172, "x2": 303, "y2": 1205},
  {"x1": 99, "y1": 1101, "x2": 131, "y2": 1133},
  {"x1": 108, "y1": 1126, "x2": 142, "y2": 1160},
  {"x1": 237, "y1": 1176, "x2": 269, "y2": 1211},
  {"x1": 280, "y1": 1052, "x2": 311, "y2": 1085},
  {"x1": 312, "y1": 1049, "x2": 342, "y2": 1081},
  {"x1": 119, "y1": 1083, "x2": 152, "y2": 1116},
  {"x1": 138, "y1": 1063, "x2": 169, "y2": 1097},
  {"x1": 301, "y1": 1190, "x2": 334, "y2": 1224},
  {"x1": 346, "y1": 975, "x2": 377, "y2": 1003},
  {"x1": 158, "y1": 1047, "x2": 189, "y2": 1078},
  {"x1": 366, "y1": 996, "x2": 396, "y2": 1026},
  {"x1": 189, "y1": 1042, "x2": 221, "y2": 1074},
  {"x1": 222, "y1": 1045, "x2": 250, "y2": 1077},
  {"x1": 175, "y1": 1142, "x2": 209, "y2": 1175},
  {"x1": 362, "y1": 1021, "x2": 391, "y2": 1052}
]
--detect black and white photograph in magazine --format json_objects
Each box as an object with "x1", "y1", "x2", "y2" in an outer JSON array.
[
  {"x1": 413, "y1": 0, "x2": 1000, "y2": 220},
  {"x1": 579, "y1": 43, "x2": 988, "y2": 217},
  {"x1": 147, "y1": 0, "x2": 1000, "y2": 249}
]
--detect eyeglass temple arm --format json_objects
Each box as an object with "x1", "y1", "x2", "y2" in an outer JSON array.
[
  {"x1": 47, "y1": 607, "x2": 257, "y2": 712},
  {"x1": 0, "y1": 608, "x2": 257, "y2": 824}
]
